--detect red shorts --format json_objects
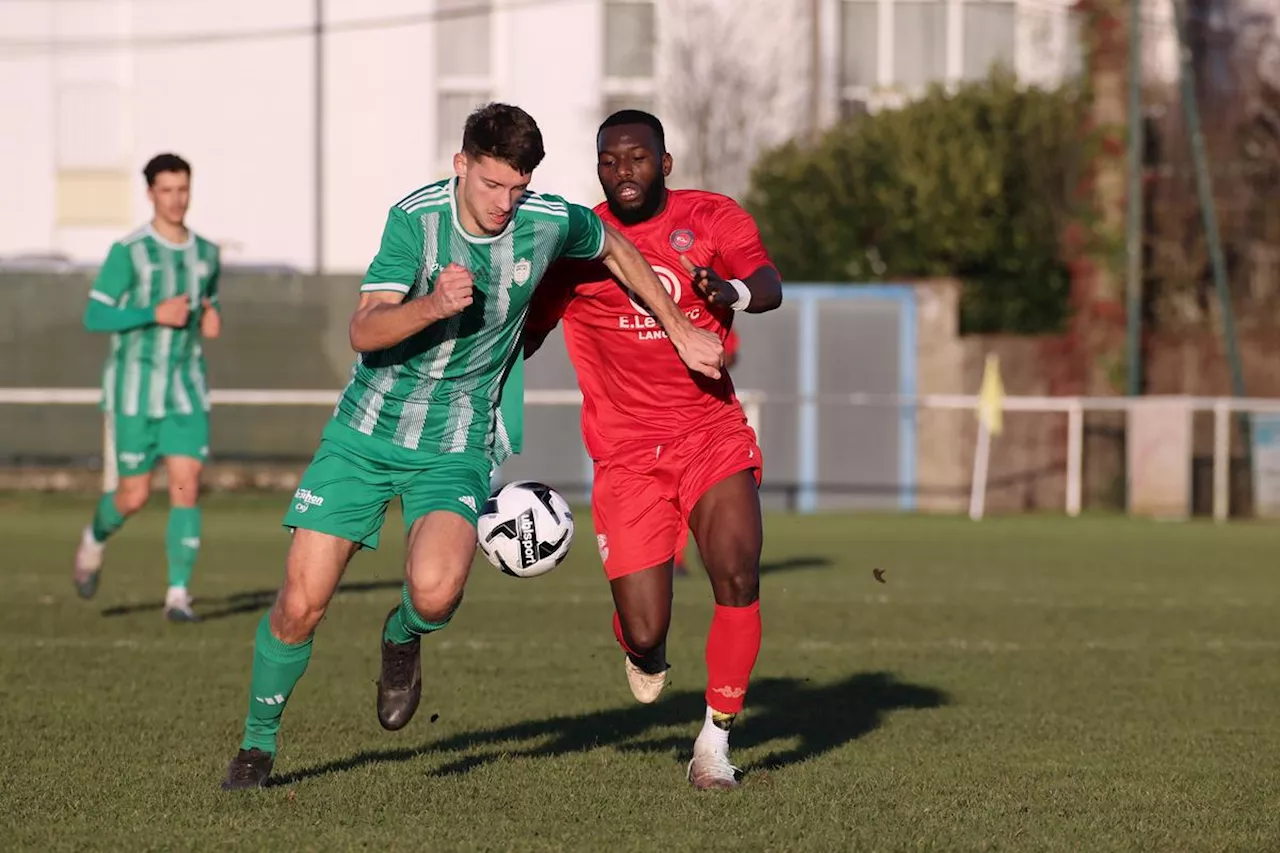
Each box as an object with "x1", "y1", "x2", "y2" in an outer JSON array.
[{"x1": 590, "y1": 421, "x2": 763, "y2": 579}]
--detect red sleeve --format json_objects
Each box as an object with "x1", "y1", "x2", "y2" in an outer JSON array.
[{"x1": 708, "y1": 200, "x2": 776, "y2": 281}]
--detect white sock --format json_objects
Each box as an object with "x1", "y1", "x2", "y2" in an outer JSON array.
[
  {"x1": 166, "y1": 585, "x2": 189, "y2": 605},
  {"x1": 695, "y1": 705, "x2": 732, "y2": 753}
]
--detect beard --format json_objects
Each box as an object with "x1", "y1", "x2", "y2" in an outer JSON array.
[{"x1": 606, "y1": 174, "x2": 667, "y2": 226}]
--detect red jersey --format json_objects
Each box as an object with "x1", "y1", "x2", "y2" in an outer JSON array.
[{"x1": 528, "y1": 189, "x2": 776, "y2": 460}]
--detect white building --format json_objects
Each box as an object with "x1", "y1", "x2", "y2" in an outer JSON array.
[{"x1": 1, "y1": 0, "x2": 1086, "y2": 273}]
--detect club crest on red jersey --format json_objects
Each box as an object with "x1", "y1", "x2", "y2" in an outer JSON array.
[{"x1": 669, "y1": 228, "x2": 695, "y2": 252}]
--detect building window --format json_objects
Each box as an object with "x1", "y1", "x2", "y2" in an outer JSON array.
[
  {"x1": 840, "y1": 1, "x2": 879, "y2": 89},
  {"x1": 602, "y1": 0, "x2": 656, "y2": 120},
  {"x1": 603, "y1": 0, "x2": 656, "y2": 79},
  {"x1": 831, "y1": 0, "x2": 1078, "y2": 111},
  {"x1": 894, "y1": 1, "x2": 947, "y2": 89},
  {"x1": 437, "y1": 0, "x2": 491, "y2": 78},
  {"x1": 437, "y1": 0, "x2": 492, "y2": 160},
  {"x1": 963, "y1": 1, "x2": 1016, "y2": 80}
]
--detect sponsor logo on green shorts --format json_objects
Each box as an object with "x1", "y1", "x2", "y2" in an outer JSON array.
[{"x1": 294, "y1": 488, "x2": 324, "y2": 514}]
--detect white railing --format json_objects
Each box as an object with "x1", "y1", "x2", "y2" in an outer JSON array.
[
  {"x1": 2, "y1": 387, "x2": 1276, "y2": 522},
  {"x1": 0, "y1": 387, "x2": 763, "y2": 495},
  {"x1": 774, "y1": 391, "x2": 1280, "y2": 522}
]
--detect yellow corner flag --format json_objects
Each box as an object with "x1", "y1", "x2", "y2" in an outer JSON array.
[{"x1": 976, "y1": 353, "x2": 1005, "y2": 436}]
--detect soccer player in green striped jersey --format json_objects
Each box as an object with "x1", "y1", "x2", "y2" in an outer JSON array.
[
  {"x1": 220, "y1": 103, "x2": 724, "y2": 790},
  {"x1": 73, "y1": 153, "x2": 221, "y2": 623}
]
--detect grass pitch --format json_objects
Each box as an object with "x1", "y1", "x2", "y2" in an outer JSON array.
[{"x1": 2, "y1": 493, "x2": 1279, "y2": 852}]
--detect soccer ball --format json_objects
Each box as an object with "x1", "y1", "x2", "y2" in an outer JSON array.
[{"x1": 476, "y1": 480, "x2": 574, "y2": 578}]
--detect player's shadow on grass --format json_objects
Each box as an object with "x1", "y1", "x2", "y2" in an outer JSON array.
[
  {"x1": 426, "y1": 671, "x2": 948, "y2": 777},
  {"x1": 99, "y1": 579, "x2": 402, "y2": 621},
  {"x1": 269, "y1": 671, "x2": 948, "y2": 786}
]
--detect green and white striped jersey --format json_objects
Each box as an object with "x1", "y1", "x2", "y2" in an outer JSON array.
[
  {"x1": 89, "y1": 224, "x2": 221, "y2": 417},
  {"x1": 334, "y1": 177, "x2": 606, "y2": 462}
]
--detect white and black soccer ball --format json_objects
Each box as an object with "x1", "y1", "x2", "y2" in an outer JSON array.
[{"x1": 476, "y1": 480, "x2": 574, "y2": 578}]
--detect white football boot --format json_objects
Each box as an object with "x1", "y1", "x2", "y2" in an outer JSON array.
[
  {"x1": 624, "y1": 656, "x2": 668, "y2": 704},
  {"x1": 687, "y1": 741, "x2": 741, "y2": 790},
  {"x1": 687, "y1": 708, "x2": 742, "y2": 790},
  {"x1": 73, "y1": 526, "x2": 105, "y2": 599}
]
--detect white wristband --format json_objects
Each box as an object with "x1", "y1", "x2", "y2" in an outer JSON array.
[{"x1": 728, "y1": 278, "x2": 751, "y2": 311}]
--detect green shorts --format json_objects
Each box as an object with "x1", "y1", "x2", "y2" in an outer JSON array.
[
  {"x1": 108, "y1": 411, "x2": 210, "y2": 478},
  {"x1": 283, "y1": 420, "x2": 494, "y2": 550}
]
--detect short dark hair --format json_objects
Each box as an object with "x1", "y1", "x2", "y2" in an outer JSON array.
[
  {"x1": 598, "y1": 109, "x2": 666, "y2": 154},
  {"x1": 143, "y1": 153, "x2": 191, "y2": 187},
  {"x1": 461, "y1": 103, "x2": 545, "y2": 175}
]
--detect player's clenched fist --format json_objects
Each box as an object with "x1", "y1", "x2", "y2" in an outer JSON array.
[
  {"x1": 428, "y1": 263, "x2": 474, "y2": 318},
  {"x1": 671, "y1": 325, "x2": 724, "y2": 381},
  {"x1": 154, "y1": 295, "x2": 191, "y2": 328}
]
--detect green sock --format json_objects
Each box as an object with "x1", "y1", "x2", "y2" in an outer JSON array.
[
  {"x1": 240, "y1": 613, "x2": 313, "y2": 755},
  {"x1": 382, "y1": 583, "x2": 456, "y2": 645},
  {"x1": 165, "y1": 507, "x2": 202, "y2": 589},
  {"x1": 90, "y1": 492, "x2": 126, "y2": 543}
]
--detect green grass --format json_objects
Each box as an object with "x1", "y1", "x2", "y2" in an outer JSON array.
[{"x1": 3, "y1": 493, "x2": 1280, "y2": 852}]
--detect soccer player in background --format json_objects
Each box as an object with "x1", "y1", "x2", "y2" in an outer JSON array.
[
  {"x1": 74, "y1": 153, "x2": 222, "y2": 623},
  {"x1": 219, "y1": 103, "x2": 723, "y2": 791},
  {"x1": 525, "y1": 110, "x2": 783, "y2": 790},
  {"x1": 673, "y1": 327, "x2": 739, "y2": 577}
]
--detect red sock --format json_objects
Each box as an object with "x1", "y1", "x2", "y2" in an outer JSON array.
[
  {"x1": 612, "y1": 610, "x2": 637, "y2": 657},
  {"x1": 704, "y1": 600, "x2": 761, "y2": 714}
]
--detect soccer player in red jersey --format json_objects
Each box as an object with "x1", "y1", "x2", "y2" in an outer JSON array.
[{"x1": 525, "y1": 110, "x2": 782, "y2": 790}]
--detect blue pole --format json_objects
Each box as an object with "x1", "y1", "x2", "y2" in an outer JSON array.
[{"x1": 797, "y1": 295, "x2": 819, "y2": 513}]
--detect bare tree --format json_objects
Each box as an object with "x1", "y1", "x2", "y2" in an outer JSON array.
[
  {"x1": 1145, "y1": 0, "x2": 1280, "y2": 328},
  {"x1": 660, "y1": 0, "x2": 802, "y2": 199}
]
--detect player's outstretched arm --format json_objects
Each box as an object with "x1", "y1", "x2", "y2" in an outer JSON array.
[
  {"x1": 348, "y1": 263, "x2": 473, "y2": 353},
  {"x1": 599, "y1": 225, "x2": 723, "y2": 380}
]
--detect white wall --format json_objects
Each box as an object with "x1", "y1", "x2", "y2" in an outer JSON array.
[
  {"x1": 0, "y1": 1, "x2": 57, "y2": 258},
  {"x1": 323, "y1": 0, "x2": 435, "y2": 272},
  {"x1": 498, "y1": 0, "x2": 604, "y2": 208},
  {"x1": 0, "y1": 0, "x2": 323, "y2": 268},
  {"x1": 0, "y1": 0, "x2": 613, "y2": 272},
  {"x1": 131, "y1": 0, "x2": 317, "y2": 268}
]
